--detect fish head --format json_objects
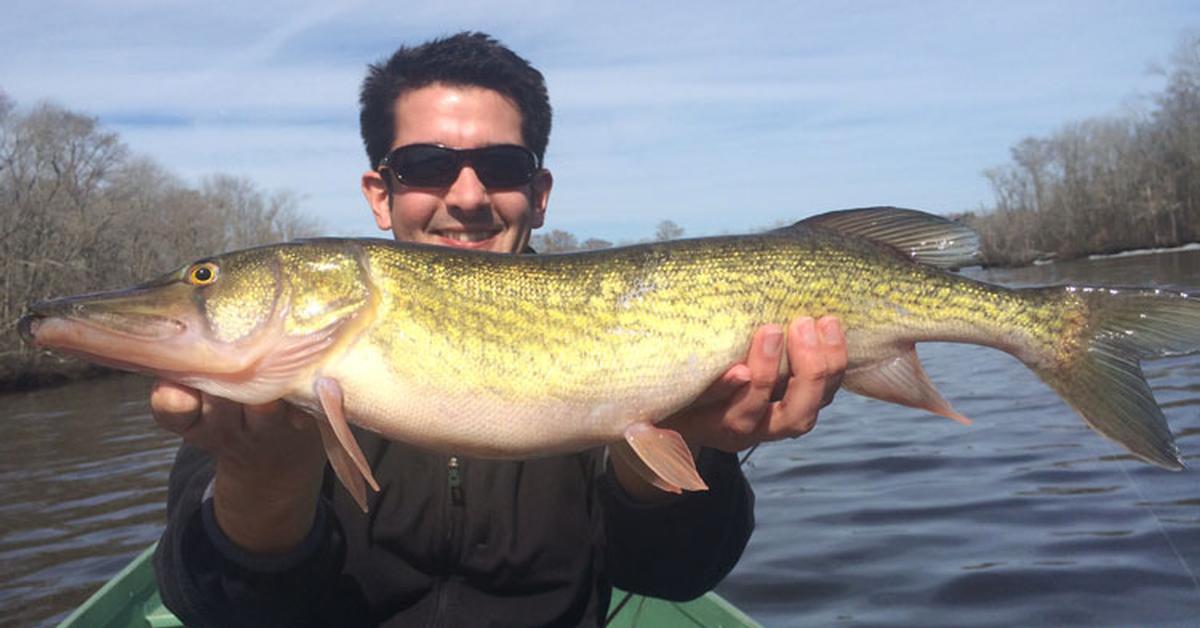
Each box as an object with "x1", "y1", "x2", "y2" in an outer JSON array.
[{"x1": 19, "y1": 242, "x2": 372, "y2": 402}]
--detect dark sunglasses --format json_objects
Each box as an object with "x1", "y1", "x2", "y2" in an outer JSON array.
[{"x1": 378, "y1": 143, "x2": 541, "y2": 189}]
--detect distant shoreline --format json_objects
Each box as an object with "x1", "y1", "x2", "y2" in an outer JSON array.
[
  {"x1": 1009, "y1": 242, "x2": 1200, "y2": 268},
  {"x1": 1086, "y1": 242, "x2": 1200, "y2": 261},
  {"x1": 0, "y1": 362, "x2": 118, "y2": 394}
]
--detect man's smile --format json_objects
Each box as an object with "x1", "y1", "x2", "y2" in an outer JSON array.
[{"x1": 431, "y1": 228, "x2": 504, "y2": 248}]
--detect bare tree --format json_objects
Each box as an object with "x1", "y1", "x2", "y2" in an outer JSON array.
[
  {"x1": 975, "y1": 33, "x2": 1200, "y2": 266},
  {"x1": 654, "y1": 220, "x2": 684, "y2": 241},
  {"x1": 532, "y1": 229, "x2": 579, "y2": 253},
  {"x1": 579, "y1": 238, "x2": 613, "y2": 250}
]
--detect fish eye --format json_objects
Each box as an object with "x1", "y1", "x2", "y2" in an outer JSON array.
[{"x1": 188, "y1": 262, "x2": 219, "y2": 286}]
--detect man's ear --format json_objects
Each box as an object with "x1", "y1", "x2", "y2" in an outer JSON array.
[
  {"x1": 362, "y1": 170, "x2": 393, "y2": 231},
  {"x1": 530, "y1": 169, "x2": 553, "y2": 229}
]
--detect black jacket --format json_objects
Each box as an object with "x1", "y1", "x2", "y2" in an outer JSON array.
[{"x1": 155, "y1": 429, "x2": 754, "y2": 627}]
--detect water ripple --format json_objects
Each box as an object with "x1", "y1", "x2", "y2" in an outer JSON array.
[{"x1": 0, "y1": 376, "x2": 176, "y2": 627}]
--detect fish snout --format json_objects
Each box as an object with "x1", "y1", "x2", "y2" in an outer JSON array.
[
  {"x1": 18, "y1": 291, "x2": 190, "y2": 343},
  {"x1": 17, "y1": 299, "x2": 76, "y2": 346},
  {"x1": 17, "y1": 312, "x2": 41, "y2": 345}
]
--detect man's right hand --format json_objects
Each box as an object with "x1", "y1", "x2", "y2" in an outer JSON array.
[{"x1": 151, "y1": 380, "x2": 327, "y2": 554}]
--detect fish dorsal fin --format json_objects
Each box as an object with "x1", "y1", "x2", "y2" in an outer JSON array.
[{"x1": 787, "y1": 206, "x2": 981, "y2": 269}]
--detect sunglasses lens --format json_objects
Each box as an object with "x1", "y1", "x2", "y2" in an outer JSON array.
[
  {"x1": 390, "y1": 146, "x2": 460, "y2": 187},
  {"x1": 472, "y1": 146, "x2": 538, "y2": 188}
]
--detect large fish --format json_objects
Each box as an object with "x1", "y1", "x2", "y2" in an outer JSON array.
[{"x1": 19, "y1": 207, "x2": 1197, "y2": 510}]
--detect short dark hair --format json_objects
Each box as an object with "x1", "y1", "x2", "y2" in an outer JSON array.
[{"x1": 359, "y1": 32, "x2": 552, "y2": 170}]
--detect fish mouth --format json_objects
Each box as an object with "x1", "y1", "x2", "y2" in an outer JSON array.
[
  {"x1": 22, "y1": 295, "x2": 187, "y2": 342},
  {"x1": 22, "y1": 307, "x2": 185, "y2": 341},
  {"x1": 19, "y1": 281, "x2": 209, "y2": 375},
  {"x1": 20, "y1": 303, "x2": 191, "y2": 373}
]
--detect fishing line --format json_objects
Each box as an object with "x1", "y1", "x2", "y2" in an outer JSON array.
[
  {"x1": 739, "y1": 444, "x2": 760, "y2": 466},
  {"x1": 1117, "y1": 460, "x2": 1200, "y2": 596}
]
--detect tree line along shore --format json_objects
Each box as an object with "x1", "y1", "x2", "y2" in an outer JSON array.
[
  {"x1": 3, "y1": 36, "x2": 1198, "y2": 390},
  {"x1": 0, "y1": 93, "x2": 319, "y2": 390},
  {"x1": 955, "y1": 35, "x2": 1200, "y2": 266}
]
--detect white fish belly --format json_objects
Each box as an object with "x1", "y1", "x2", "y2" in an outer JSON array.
[{"x1": 320, "y1": 347, "x2": 653, "y2": 458}]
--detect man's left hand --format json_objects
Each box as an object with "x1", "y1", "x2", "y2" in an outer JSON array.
[
  {"x1": 664, "y1": 316, "x2": 847, "y2": 452},
  {"x1": 610, "y1": 316, "x2": 847, "y2": 503}
]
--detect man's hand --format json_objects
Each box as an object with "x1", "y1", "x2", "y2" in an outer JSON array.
[
  {"x1": 610, "y1": 317, "x2": 847, "y2": 502},
  {"x1": 152, "y1": 380, "x2": 327, "y2": 554},
  {"x1": 667, "y1": 316, "x2": 847, "y2": 452}
]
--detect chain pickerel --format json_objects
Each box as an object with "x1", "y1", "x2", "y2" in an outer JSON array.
[{"x1": 20, "y1": 207, "x2": 1197, "y2": 510}]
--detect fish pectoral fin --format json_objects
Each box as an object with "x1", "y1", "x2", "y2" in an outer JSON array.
[
  {"x1": 252, "y1": 321, "x2": 342, "y2": 386},
  {"x1": 314, "y1": 376, "x2": 380, "y2": 513},
  {"x1": 314, "y1": 419, "x2": 369, "y2": 512},
  {"x1": 614, "y1": 422, "x2": 708, "y2": 494},
  {"x1": 844, "y1": 348, "x2": 972, "y2": 425}
]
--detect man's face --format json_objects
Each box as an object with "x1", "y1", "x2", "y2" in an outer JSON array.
[{"x1": 362, "y1": 83, "x2": 552, "y2": 254}]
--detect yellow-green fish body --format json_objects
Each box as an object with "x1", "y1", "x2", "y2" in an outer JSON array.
[{"x1": 21, "y1": 207, "x2": 1197, "y2": 510}]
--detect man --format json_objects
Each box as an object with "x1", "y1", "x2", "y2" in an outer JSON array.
[{"x1": 153, "y1": 32, "x2": 847, "y2": 627}]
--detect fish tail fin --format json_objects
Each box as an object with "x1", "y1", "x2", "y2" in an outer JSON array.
[{"x1": 1027, "y1": 286, "x2": 1200, "y2": 470}]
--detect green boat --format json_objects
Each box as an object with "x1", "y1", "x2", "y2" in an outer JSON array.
[{"x1": 58, "y1": 544, "x2": 761, "y2": 628}]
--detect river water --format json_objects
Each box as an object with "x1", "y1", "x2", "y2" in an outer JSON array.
[{"x1": 2, "y1": 251, "x2": 1198, "y2": 627}]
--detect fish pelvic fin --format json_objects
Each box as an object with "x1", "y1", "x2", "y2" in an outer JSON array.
[
  {"x1": 844, "y1": 346, "x2": 972, "y2": 425},
  {"x1": 613, "y1": 422, "x2": 708, "y2": 494},
  {"x1": 1031, "y1": 286, "x2": 1200, "y2": 470},
  {"x1": 785, "y1": 206, "x2": 981, "y2": 269},
  {"x1": 314, "y1": 376, "x2": 380, "y2": 512}
]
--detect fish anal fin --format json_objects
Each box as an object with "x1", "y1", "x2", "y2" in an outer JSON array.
[
  {"x1": 314, "y1": 376, "x2": 380, "y2": 512},
  {"x1": 845, "y1": 348, "x2": 972, "y2": 425},
  {"x1": 618, "y1": 422, "x2": 708, "y2": 493}
]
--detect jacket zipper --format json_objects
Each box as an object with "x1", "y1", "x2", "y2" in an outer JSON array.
[
  {"x1": 432, "y1": 455, "x2": 465, "y2": 626},
  {"x1": 447, "y1": 456, "x2": 464, "y2": 506}
]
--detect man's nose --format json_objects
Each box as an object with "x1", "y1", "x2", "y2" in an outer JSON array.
[{"x1": 444, "y1": 165, "x2": 488, "y2": 211}]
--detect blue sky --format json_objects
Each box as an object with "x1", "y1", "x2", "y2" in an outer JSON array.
[{"x1": 2, "y1": 1, "x2": 1197, "y2": 242}]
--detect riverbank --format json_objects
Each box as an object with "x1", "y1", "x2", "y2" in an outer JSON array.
[
  {"x1": 0, "y1": 355, "x2": 116, "y2": 394},
  {"x1": 1087, "y1": 241, "x2": 1200, "y2": 260},
  {"x1": 980, "y1": 241, "x2": 1200, "y2": 269}
]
